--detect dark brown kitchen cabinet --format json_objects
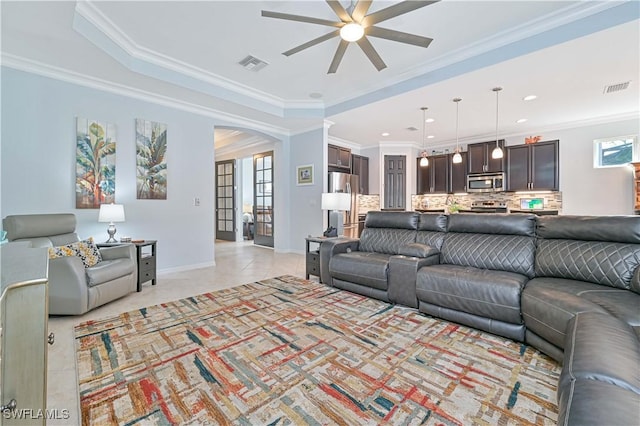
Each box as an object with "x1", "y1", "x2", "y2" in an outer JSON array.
[
  {"x1": 416, "y1": 154, "x2": 448, "y2": 194},
  {"x1": 328, "y1": 144, "x2": 351, "y2": 171},
  {"x1": 449, "y1": 151, "x2": 468, "y2": 193},
  {"x1": 506, "y1": 140, "x2": 559, "y2": 191},
  {"x1": 467, "y1": 140, "x2": 505, "y2": 174},
  {"x1": 351, "y1": 154, "x2": 369, "y2": 194}
]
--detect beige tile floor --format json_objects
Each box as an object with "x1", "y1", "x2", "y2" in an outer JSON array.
[{"x1": 46, "y1": 241, "x2": 306, "y2": 425}]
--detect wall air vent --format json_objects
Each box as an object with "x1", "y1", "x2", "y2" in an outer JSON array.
[
  {"x1": 603, "y1": 81, "x2": 630, "y2": 94},
  {"x1": 238, "y1": 55, "x2": 269, "y2": 72},
  {"x1": 406, "y1": 126, "x2": 419, "y2": 131}
]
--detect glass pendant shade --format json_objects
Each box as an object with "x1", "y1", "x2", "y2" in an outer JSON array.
[
  {"x1": 491, "y1": 146, "x2": 504, "y2": 159},
  {"x1": 452, "y1": 97, "x2": 462, "y2": 165},
  {"x1": 491, "y1": 87, "x2": 503, "y2": 160},
  {"x1": 419, "y1": 107, "x2": 429, "y2": 167},
  {"x1": 419, "y1": 153, "x2": 429, "y2": 167}
]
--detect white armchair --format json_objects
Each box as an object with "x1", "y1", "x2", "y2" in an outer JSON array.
[{"x1": 2, "y1": 213, "x2": 137, "y2": 315}]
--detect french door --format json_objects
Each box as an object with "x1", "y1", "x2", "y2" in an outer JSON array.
[
  {"x1": 253, "y1": 151, "x2": 274, "y2": 247},
  {"x1": 215, "y1": 159, "x2": 236, "y2": 241}
]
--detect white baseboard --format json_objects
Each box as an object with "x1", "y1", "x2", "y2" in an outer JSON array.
[{"x1": 157, "y1": 261, "x2": 216, "y2": 275}]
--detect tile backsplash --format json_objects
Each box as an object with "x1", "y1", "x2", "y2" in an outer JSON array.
[
  {"x1": 412, "y1": 192, "x2": 563, "y2": 212},
  {"x1": 358, "y1": 192, "x2": 562, "y2": 214}
]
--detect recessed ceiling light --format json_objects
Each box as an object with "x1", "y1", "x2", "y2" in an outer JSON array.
[
  {"x1": 381, "y1": 132, "x2": 390, "y2": 136},
  {"x1": 523, "y1": 95, "x2": 537, "y2": 101},
  {"x1": 427, "y1": 135, "x2": 435, "y2": 139},
  {"x1": 425, "y1": 118, "x2": 435, "y2": 123},
  {"x1": 309, "y1": 92, "x2": 323, "y2": 99},
  {"x1": 516, "y1": 118, "x2": 528, "y2": 123}
]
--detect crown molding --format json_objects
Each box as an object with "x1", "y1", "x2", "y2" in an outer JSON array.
[
  {"x1": 73, "y1": 1, "x2": 324, "y2": 119},
  {"x1": 1, "y1": 53, "x2": 291, "y2": 137}
]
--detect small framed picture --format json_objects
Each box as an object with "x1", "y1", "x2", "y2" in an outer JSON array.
[{"x1": 296, "y1": 164, "x2": 314, "y2": 186}]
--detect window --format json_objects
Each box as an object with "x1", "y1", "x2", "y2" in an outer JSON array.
[{"x1": 593, "y1": 135, "x2": 638, "y2": 168}]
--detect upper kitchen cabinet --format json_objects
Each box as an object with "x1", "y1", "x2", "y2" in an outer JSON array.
[
  {"x1": 506, "y1": 140, "x2": 559, "y2": 191},
  {"x1": 328, "y1": 144, "x2": 351, "y2": 172},
  {"x1": 351, "y1": 154, "x2": 369, "y2": 194},
  {"x1": 467, "y1": 140, "x2": 505, "y2": 174},
  {"x1": 449, "y1": 151, "x2": 468, "y2": 193},
  {"x1": 417, "y1": 154, "x2": 449, "y2": 194}
]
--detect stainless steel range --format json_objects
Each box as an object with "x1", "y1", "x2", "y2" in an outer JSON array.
[{"x1": 468, "y1": 200, "x2": 508, "y2": 213}]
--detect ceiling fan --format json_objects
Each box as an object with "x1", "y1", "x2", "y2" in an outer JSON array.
[{"x1": 262, "y1": 0, "x2": 439, "y2": 74}]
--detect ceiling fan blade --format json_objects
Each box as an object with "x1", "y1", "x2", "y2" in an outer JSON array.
[
  {"x1": 366, "y1": 26, "x2": 433, "y2": 48},
  {"x1": 262, "y1": 10, "x2": 342, "y2": 28},
  {"x1": 362, "y1": 1, "x2": 439, "y2": 27},
  {"x1": 357, "y1": 36, "x2": 387, "y2": 71},
  {"x1": 326, "y1": 1, "x2": 352, "y2": 22},
  {"x1": 283, "y1": 29, "x2": 341, "y2": 56},
  {"x1": 328, "y1": 39, "x2": 349, "y2": 74},
  {"x1": 352, "y1": 0, "x2": 373, "y2": 22}
]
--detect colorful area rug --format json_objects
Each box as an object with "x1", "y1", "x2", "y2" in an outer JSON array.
[{"x1": 75, "y1": 275, "x2": 561, "y2": 425}]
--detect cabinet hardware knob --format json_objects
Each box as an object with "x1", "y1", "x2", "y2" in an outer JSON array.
[
  {"x1": 1, "y1": 399, "x2": 16, "y2": 413},
  {"x1": 48, "y1": 332, "x2": 55, "y2": 345}
]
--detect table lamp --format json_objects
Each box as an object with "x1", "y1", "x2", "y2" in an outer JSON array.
[
  {"x1": 98, "y1": 203, "x2": 125, "y2": 243},
  {"x1": 321, "y1": 192, "x2": 351, "y2": 236}
]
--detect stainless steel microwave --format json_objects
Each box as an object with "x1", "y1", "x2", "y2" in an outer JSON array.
[{"x1": 467, "y1": 172, "x2": 505, "y2": 193}]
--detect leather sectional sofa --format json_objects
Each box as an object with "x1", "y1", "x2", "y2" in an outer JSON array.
[{"x1": 320, "y1": 211, "x2": 640, "y2": 425}]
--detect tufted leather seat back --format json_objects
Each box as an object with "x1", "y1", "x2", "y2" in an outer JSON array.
[
  {"x1": 416, "y1": 213, "x2": 448, "y2": 249},
  {"x1": 536, "y1": 216, "x2": 640, "y2": 292},
  {"x1": 359, "y1": 211, "x2": 419, "y2": 255},
  {"x1": 441, "y1": 214, "x2": 537, "y2": 277}
]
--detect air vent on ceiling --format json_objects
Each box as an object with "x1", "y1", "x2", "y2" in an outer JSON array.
[
  {"x1": 603, "y1": 81, "x2": 630, "y2": 94},
  {"x1": 406, "y1": 126, "x2": 419, "y2": 131},
  {"x1": 238, "y1": 55, "x2": 269, "y2": 72}
]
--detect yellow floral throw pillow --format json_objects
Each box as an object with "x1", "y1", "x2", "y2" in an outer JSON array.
[{"x1": 48, "y1": 237, "x2": 102, "y2": 268}]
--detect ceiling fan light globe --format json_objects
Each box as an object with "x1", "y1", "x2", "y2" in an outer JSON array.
[
  {"x1": 491, "y1": 146, "x2": 504, "y2": 159},
  {"x1": 452, "y1": 152, "x2": 462, "y2": 164},
  {"x1": 340, "y1": 23, "x2": 364, "y2": 42}
]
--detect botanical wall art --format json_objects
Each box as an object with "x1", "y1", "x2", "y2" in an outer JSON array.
[
  {"x1": 136, "y1": 119, "x2": 167, "y2": 200},
  {"x1": 76, "y1": 118, "x2": 116, "y2": 209}
]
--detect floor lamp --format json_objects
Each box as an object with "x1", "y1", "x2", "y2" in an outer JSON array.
[{"x1": 321, "y1": 192, "x2": 351, "y2": 236}]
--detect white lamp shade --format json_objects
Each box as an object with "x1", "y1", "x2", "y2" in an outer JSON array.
[
  {"x1": 98, "y1": 204, "x2": 125, "y2": 222},
  {"x1": 321, "y1": 193, "x2": 351, "y2": 211}
]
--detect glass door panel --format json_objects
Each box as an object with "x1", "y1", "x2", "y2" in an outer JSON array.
[
  {"x1": 253, "y1": 151, "x2": 274, "y2": 247},
  {"x1": 215, "y1": 160, "x2": 235, "y2": 241}
]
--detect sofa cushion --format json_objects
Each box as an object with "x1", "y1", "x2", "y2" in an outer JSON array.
[
  {"x1": 48, "y1": 237, "x2": 103, "y2": 268},
  {"x1": 521, "y1": 278, "x2": 608, "y2": 349},
  {"x1": 359, "y1": 228, "x2": 417, "y2": 255},
  {"x1": 535, "y1": 239, "x2": 640, "y2": 292},
  {"x1": 441, "y1": 233, "x2": 536, "y2": 277},
  {"x1": 329, "y1": 252, "x2": 392, "y2": 291},
  {"x1": 447, "y1": 213, "x2": 536, "y2": 237},
  {"x1": 86, "y1": 258, "x2": 135, "y2": 287},
  {"x1": 415, "y1": 231, "x2": 446, "y2": 250},
  {"x1": 560, "y1": 312, "x2": 640, "y2": 399},
  {"x1": 397, "y1": 243, "x2": 439, "y2": 258},
  {"x1": 416, "y1": 264, "x2": 528, "y2": 324},
  {"x1": 537, "y1": 215, "x2": 640, "y2": 244},
  {"x1": 417, "y1": 213, "x2": 447, "y2": 232},
  {"x1": 364, "y1": 211, "x2": 419, "y2": 230}
]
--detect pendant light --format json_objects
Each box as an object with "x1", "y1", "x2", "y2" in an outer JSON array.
[
  {"x1": 491, "y1": 87, "x2": 504, "y2": 159},
  {"x1": 452, "y1": 97, "x2": 462, "y2": 164},
  {"x1": 419, "y1": 107, "x2": 429, "y2": 167}
]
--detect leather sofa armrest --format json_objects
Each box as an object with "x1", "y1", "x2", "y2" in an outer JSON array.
[
  {"x1": 319, "y1": 237, "x2": 360, "y2": 285},
  {"x1": 48, "y1": 256, "x2": 90, "y2": 315},
  {"x1": 398, "y1": 243, "x2": 439, "y2": 259},
  {"x1": 388, "y1": 253, "x2": 440, "y2": 308},
  {"x1": 99, "y1": 244, "x2": 136, "y2": 261},
  {"x1": 631, "y1": 267, "x2": 640, "y2": 294}
]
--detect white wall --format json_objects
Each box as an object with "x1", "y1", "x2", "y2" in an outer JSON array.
[
  {"x1": 289, "y1": 127, "x2": 325, "y2": 253},
  {"x1": 1, "y1": 68, "x2": 219, "y2": 271}
]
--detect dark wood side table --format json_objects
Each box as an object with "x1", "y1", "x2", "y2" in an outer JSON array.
[
  {"x1": 305, "y1": 237, "x2": 332, "y2": 280},
  {"x1": 134, "y1": 240, "x2": 157, "y2": 292},
  {"x1": 97, "y1": 240, "x2": 157, "y2": 292}
]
